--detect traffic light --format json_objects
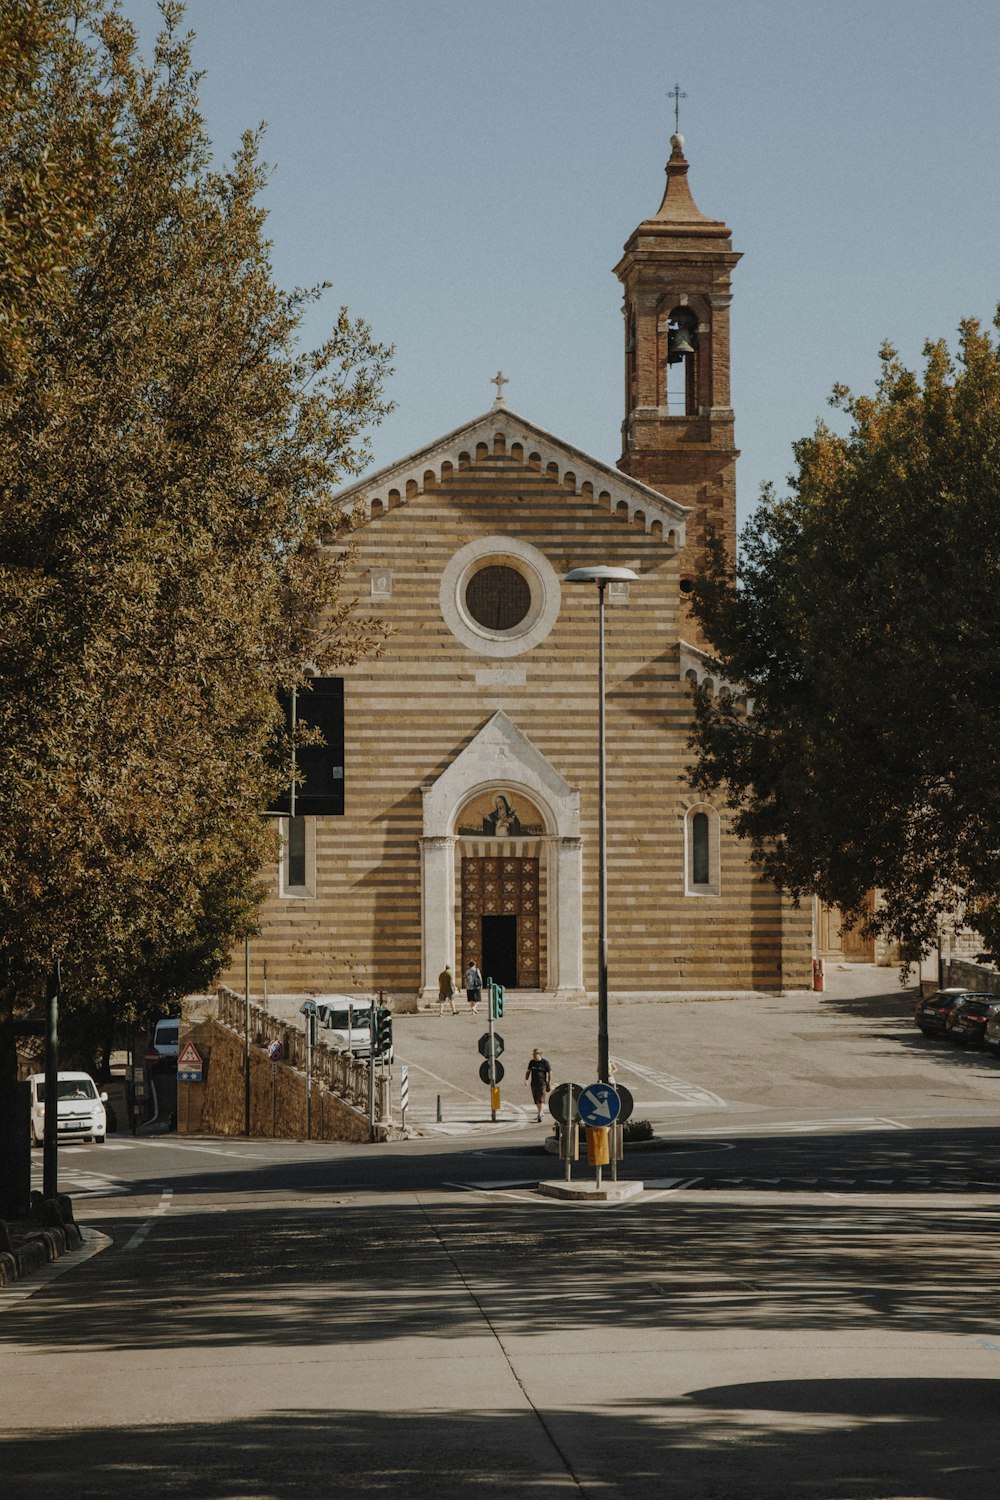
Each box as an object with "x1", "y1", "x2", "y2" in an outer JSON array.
[
  {"x1": 491, "y1": 983, "x2": 505, "y2": 1020},
  {"x1": 376, "y1": 1008, "x2": 393, "y2": 1056}
]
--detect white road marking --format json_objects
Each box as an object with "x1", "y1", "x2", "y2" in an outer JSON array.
[
  {"x1": 395, "y1": 1059, "x2": 485, "y2": 1106},
  {"x1": 47, "y1": 1171, "x2": 130, "y2": 1198},
  {"x1": 123, "y1": 1187, "x2": 173, "y2": 1251},
  {"x1": 610, "y1": 1056, "x2": 726, "y2": 1108},
  {"x1": 141, "y1": 1140, "x2": 273, "y2": 1160},
  {"x1": 60, "y1": 1140, "x2": 133, "y2": 1152},
  {"x1": 658, "y1": 1116, "x2": 909, "y2": 1138},
  {"x1": 641, "y1": 1178, "x2": 702, "y2": 1196}
]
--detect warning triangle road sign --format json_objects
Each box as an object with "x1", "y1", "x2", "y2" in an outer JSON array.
[{"x1": 178, "y1": 1041, "x2": 202, "y2": 1068}]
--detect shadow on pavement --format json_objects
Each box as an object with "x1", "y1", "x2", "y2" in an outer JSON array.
[{"x1": 0, "y1": 1387, "x2": 997, "y2": 1498}]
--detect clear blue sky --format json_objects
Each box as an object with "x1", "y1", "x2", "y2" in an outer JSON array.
[{"x1": 122, "y1": 0, "x2": 1000, "y2": 531}]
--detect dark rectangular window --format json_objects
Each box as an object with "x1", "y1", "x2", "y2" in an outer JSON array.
[
  {"x1": 287, "y1": 817, "x2": 307, "y2": 888},
  {"x1": 692, "y1": 812, "x2": 710, "y2": 886},
  {"x1": 271, "y1": 677, "x2": 344, "y2": 816}
]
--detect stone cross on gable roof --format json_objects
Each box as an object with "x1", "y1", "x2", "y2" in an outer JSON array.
[{"x1": 491, "y1": 370, "x2": 509, "y2": 406}]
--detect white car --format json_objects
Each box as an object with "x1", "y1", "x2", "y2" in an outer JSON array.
[
  {"x1": 29, "y1": 1071, "x2": 108, "y2": 1146},
  {"x1": 151, "y1": 1018, "x2": 179, "y2": 1062},
  {"x1": 314, "y1": 995, "x2": 392, "y2": 1062}
]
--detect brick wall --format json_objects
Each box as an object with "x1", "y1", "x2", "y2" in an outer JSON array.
[{"x1": 216, "y1": 441, "x2": 811, "y2": 1001}]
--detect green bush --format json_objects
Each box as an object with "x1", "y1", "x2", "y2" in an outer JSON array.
[{"x1": 623, "y1": 1118, "x2": 653, "y2": 1142}]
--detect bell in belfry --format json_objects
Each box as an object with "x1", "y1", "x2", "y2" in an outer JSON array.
[{"x1": 667, "y1": 322, "x2": 696, "y2": 363}]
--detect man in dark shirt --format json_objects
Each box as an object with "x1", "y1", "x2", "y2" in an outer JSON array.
[{"x1": 524, "y1": 1048, "x2": 552, "y2": 1122}]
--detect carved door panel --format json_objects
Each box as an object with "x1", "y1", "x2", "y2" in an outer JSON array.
[{"x1": 462, "y1": 856, "x2": 539, "y2": 988}]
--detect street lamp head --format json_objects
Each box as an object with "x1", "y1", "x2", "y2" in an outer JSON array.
[{"x1": 564, "y1": 566, "x2": 639, "y2": 584}]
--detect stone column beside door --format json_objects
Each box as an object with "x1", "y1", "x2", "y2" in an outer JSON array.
[{"x1": 419, "y1": 834, "x2": 456, "y2": 1004}]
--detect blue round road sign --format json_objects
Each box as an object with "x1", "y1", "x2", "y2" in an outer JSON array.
[{"x1": 577, "y1": 1083, "x2": 622, "y2": 1127}]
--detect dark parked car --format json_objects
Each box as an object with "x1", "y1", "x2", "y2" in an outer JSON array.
[
  {"x1": 948, "y1": 996, "x2": 1000, "y2": 1047},
  {"x1": 915, "y1": 989, "x2": 978, "y2": 1038},
  {"x1": 984, "y1": 1010, "x2": 1000, "y2": 1057}
]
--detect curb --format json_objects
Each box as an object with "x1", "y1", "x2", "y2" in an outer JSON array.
[
  {"x1": 537, "y1": 1178, "x2": 645, "y2": 1202},
  {"x1": 0, "y1": 1201, "x2": 82, "y2": 1287}
]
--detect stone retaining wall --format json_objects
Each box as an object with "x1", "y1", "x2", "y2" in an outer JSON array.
[
  {"x1": 943, "y1": 958, "x2": 1000, "y2": 997},
  {"x1": 198, "y1": 1017, "x2": 381, "y2": 1142}
]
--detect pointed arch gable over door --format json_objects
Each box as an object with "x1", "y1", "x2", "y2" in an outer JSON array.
[{"x1": 419, "y1": 712, "x2": 583, "y2": 1000}]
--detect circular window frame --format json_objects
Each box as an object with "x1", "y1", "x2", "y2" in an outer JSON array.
[{"x1": 440, "y1": 536, "x2": 561, "y2": 658}]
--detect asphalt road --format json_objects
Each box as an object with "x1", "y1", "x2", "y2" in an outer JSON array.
[{"x1": 3, "y1": 965, "x2": 1000, "y2": 1499}]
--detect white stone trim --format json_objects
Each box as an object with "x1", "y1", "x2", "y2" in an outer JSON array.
[
  {"x1": 419, "y1": 712, "x2": 584, "y2": 999},
  {"x1": 440, "y1": 536, "x2": 561, "y2": 659},
  {"x1": 682, "y1": 802, "x2": 721, "y2": 898}
]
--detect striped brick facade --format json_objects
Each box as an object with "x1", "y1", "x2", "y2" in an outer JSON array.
[{"x1": 219, "y1": 135, "x2": 813, "y2": 1003}]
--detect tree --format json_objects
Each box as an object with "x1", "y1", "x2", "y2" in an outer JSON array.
[
  {"x1": 0, "y1": 0, "x2": 393, "y2": 1081},
  {"x1": 689, "y1": 318, "x2": 1000, "y2": 958}
]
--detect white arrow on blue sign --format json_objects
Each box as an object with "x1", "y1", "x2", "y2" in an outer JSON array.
[{"x1": 577, "y1": 1083, "x2": 622, "y2": 1127}]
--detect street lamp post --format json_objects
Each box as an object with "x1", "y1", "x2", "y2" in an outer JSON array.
[{"x1": 564, "y1": 566, "x2": 639, "y2": 1086}]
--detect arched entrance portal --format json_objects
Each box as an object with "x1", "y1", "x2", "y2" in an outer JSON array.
[
  {"x1": 419, "y1": 712, "x2": 584, "y2": 1001},
  {"x1": 455, "y1": 790, "x2": 546, "y2": 989}
]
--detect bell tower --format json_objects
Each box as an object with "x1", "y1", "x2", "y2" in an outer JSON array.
[{"x1": 615, "y1": 132, "x2": 741, "y2": 613}]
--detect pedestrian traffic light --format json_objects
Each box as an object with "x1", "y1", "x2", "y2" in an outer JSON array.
[
  {"x1": 491, "y1": 983, "x2": 505, "y2": 1020},
  {"x1": 376, "y1": 1008, "x2": 393, "y2": 1055}
]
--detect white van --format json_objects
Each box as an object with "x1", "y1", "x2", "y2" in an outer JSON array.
[
  {"x1": 151, "y1": 1018, "x2": 179, "y2": 1063},
  {"x1": 29, "y1": 1071, "x2": 108, "y2": 1146},
  {"x1": 314, "y1": 995, "x2": 392, "y2": 1062}
]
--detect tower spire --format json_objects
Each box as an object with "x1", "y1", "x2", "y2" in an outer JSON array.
[{"x1": 614, "y1": 134, "x2": 741, "y2": 641}]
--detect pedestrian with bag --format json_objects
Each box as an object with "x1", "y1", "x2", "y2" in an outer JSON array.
[
  {"x1": 525, "y1": 1048, "x2": 552, "y2": 1122},
  {"x1": 464, "y1": 959, "x2": 483, "y2": 1014}
]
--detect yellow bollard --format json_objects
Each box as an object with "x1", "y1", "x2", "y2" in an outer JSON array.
[{"x1": 586, "y1": 1125, "x2": 610, "y2": 1166}]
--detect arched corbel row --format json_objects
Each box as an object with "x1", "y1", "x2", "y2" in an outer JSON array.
[{"x1": 351, "y1": 426, "x2": 688, "y2": 540}]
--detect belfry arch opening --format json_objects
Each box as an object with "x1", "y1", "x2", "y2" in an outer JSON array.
[{"x1": 665, "y1": 306, "x2": 698, "y2": 415}]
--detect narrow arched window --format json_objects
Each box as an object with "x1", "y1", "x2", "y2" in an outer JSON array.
[{"x1": 685, "y1": 804, "x2": 719, "y2": 896}]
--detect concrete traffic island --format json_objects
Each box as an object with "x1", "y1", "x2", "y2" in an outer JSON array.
[{"x1": 536, "y1": 1178, "x2": 644, "y2": 1202}]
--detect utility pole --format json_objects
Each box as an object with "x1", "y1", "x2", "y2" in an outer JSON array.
[{"x1": 43, "y1": 961, "x2": 61, "y2": 1201}]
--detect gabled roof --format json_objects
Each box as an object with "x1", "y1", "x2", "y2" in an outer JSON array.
[{"x1": 335, "y1": 403, "x2": 690, "y2": 544}]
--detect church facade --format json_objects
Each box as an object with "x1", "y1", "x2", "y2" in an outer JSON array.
[{"x1": 225, "y1": 134, "x2": 813, "y2": 1003}]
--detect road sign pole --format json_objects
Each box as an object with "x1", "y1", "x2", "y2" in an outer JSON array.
[
  {"x1": 487, "y1": 980, "x2": 497, "y2": 1122},
  {"x1": 563, "y1": 1088, "x2": 573, "y2": 1182},
  {"x1": 578, "y1": 1083, "x2": 621, "y2": 1190}
]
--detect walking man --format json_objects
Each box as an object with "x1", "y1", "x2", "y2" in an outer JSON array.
[
  {"x1": 524, "y1": 1047, "x2": 552, "y2": 1122},
  {"x1": 464, "y1": 958, "x2": 483, "y2": 1014},
  {"x1": 437, "y1": 964, "x2": 457, "y2": 1015}
]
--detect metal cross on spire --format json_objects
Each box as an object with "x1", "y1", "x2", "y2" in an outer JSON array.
[
  {"x1": 667, "y1": 82, "x2": 687, "y2": 134},
  {"x1": 491, "y1": 370, "x2": 509, "y2": 406}
]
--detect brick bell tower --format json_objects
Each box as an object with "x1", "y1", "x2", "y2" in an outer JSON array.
[{"x1": 615, "y1": 130, "x2": 741, "y2": 633}]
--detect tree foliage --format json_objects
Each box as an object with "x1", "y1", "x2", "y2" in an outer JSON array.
[
  {"x1": 0, "y1": 0, "x2": 393, "y2": 1059},
  {"x1": 689, "y1": 319, "x2": 1000, "y2": 956}
]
